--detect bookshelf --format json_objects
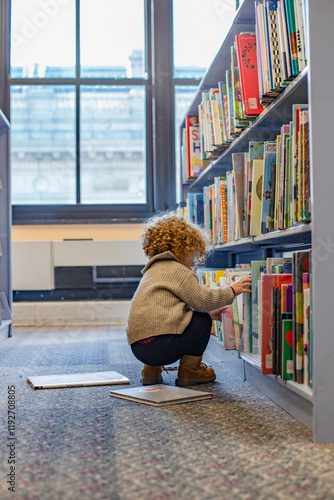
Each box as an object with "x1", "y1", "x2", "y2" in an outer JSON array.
[
  {"x1": 0, "y1": 108, "x2": 12, "y2": 340},
  {"x1": 179, "y1": 0, "x2": 334, "y2": 443}
]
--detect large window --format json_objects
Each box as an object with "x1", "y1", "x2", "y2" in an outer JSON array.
[
  {"x1": 172, "y1": 0, "x2": 237, "y2": 203},
  {"x1": 8, "y1": 0, "x2": 236, "y2": 222},
  {"x1": 10, "y1": 0, "x2": 148, "y2": 218}
]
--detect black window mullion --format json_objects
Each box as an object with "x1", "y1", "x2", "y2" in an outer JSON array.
[
  {"x1": 76, "y1": 85, "x2": 81, "y2": 205},
  {"x1": 151, "y1": 0, "x2": 175, "y2": 211},
  {"x1": 76, "y1": 0, "x2": 81, "y2": 204}
]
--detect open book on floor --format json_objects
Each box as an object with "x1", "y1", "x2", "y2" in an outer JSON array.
[
  {"x1": 27, "y1": 371, "x2": 130, "y2": 390},
  {"x1": 109, "y1": 384, "x2": 213, "y2": 406}
]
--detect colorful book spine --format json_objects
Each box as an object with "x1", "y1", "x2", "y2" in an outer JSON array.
[
  {"x1": 185, "y1": 115, "x2": 201, "y2": 180},
  {"x1": 293, "y1": 250, "x2": 310, "y2": 383},
  {"x1": 284, "y1": 0, "x2": 299, "y2": 76},
  {"x1": 250, "y1": 158, "x2": 264, "y2": 235},
  {"x1": 261, "y1": 146, "x2": 277, "y2": 233},
  {"x1": 302, "y1": 272, "x2": 310, "y2": 386},
  {"x1": 266, "y1": 1, "x2": 283, "y2": 90},
  {"x1": 251, "y1": 261, "x2": 266, "y2": 354},
  {"x1": 232, "y1": 153, "x2": 246, "y2": 239}
]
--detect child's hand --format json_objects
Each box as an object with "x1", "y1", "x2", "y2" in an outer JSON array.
[
  {"x1": 231, "y1": 276, "x2": 252, "y2": 296},
  {"x1": 210, "y1": 306, "x2": 229, "y2": 321}
]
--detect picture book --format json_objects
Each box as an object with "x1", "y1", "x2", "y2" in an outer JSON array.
[
  {"x1": 303, "y1": 272, "x2": 310, "y2": 386},
  {"x1": 261, "y1": 274, "x2": 275, "y2": 374},
  {"x1": 221, "y1": 305, "x2": 237, "y2": 350},
  {"x1": 235, "y1": 33, "x2": 264, "y2": 116},
  {"x1": 283, "y1": 0, "x2": 299, "y2": 76},
  {"x1": 265, "y1": 0, "x2": 283, "y2": 90},
  {"x1": 282, "y1": 315, "x2": 294, "y2": 380},
  {"x1": 250, "y1": 158, "x2": 264, "y2": 235},
  {"x1": 272, "y1": 274, "x2": 293, "y2": 375},
  {"x1": 185, "y1": 115, "x2": 203, "y2": 179},
  {"x1": 109, "y1": 385, "x2": 213, "y2": 406},
  {"x1": 247, "y1": 142, "x2": 264, "y2": 236},
  {"x1": 232, "y1": 152, "x2": 246, "y2": 239},
  {"x1": 251, "y1": 261, "x2": 266, "y2": 354},
  {"x1": 27, "y1": 371, "x2": 130, "y2": 390},
  {"x1": 261, "y1": 145, "x2": 277, "y2": 233},
  {"x1": 293, "y1": 250, "x2": 310, "y2": 383}
]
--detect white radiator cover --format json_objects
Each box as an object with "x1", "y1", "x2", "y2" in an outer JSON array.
[{"x1": 12, "y1": 240, "x2": 147, "y2": 291}]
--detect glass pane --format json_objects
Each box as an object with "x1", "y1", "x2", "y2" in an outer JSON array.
[
  {"x1": 11, "y1": 86, "x2": 76, "y2": 204},
  {"x1": 173, "y1": 0, "x2": 236, "y2": 78},
  {"x1": 11, "y1": 0, "x2": 75, "y2": 78},
  {"x1": 80, "y1": 0, "x2": 145, "y2": 78},
  {"x1": 80, "y1": 86, "x2": 146, "y2": 204},
  {"x1": 174, "y1": 85, "x2": 198, "y2": 203}
]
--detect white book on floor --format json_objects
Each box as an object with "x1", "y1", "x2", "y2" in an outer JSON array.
[
  {"x1": 27, "y1": 371, "x2": 130, "y2": 390},
  {"x1": 109, "y1": 384, "x2": 213, "y2": 406}
]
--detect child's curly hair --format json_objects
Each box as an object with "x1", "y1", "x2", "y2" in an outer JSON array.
[{"x1": 141, "y1": 212, "x2": 210, "y2": 264}]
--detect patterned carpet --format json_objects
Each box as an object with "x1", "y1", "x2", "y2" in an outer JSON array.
[{"x1": 1, "y1": 326, "x2": 334, "y2": 500}]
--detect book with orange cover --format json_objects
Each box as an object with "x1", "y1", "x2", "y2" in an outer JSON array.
[{"x1": 235, "y1": 33, "x2": 264, "y2": 116}]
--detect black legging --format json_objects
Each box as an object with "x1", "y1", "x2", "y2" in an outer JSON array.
[{"x1": 131, "y1": 311, "x2": 212, "y2": 366}]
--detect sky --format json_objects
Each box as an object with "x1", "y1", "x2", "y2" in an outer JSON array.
[{"x1": 11, "y1": 0, "x2": 237, "y2": 72}]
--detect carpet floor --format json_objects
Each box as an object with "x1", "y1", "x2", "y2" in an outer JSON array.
[{"x1": 1, "y1": 326, "x2": 334, "y2": 500}]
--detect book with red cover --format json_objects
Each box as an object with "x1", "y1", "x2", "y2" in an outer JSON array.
[
  {"x1": 235, "y1": 33, "x2": 264, "y2": 116},
  {"x1": 261, "y1": 274, "x2": 275, "y2": 374},
  {"x1": 261, "y1": 273, "x2": 292, "y2": 374}
]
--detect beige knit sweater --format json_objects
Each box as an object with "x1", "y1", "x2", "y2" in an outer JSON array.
[{"x1": 126, "y1": 251, "x2": 235, "y2": 345}]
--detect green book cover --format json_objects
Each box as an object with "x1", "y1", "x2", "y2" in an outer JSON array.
[
  {"x1": 282, "y1": 316, "x2": 293, "y2": 380},
  {"x1": 251, "y1": 260, "x2": 266, "y2": 354}
]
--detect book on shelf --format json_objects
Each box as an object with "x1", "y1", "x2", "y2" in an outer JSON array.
[
  {"x1": 284, "y1": 0, "x2": 299, "y2": 76},
  {"x1": 194, "y1": 252, "x2": 312, "y2": 388},
  {"x1": 183, "y1": 103, "x2": 310, "y2": 246},
  {"x1": 235, "y1": 33, "x2": 264, "y2": 116},
  {"x1": 180, "y1": 0, "x2": 309, "y2": 166},
  {"x1": 251, "y1": 260, "x2": 266, "y2": 355},
  {"x1": 261, "y1": 142, "x2": 277, "y2": 233},
  {"x1": 292, "y1": 249, "x2": 310, "y2": 383},
  {"x1": 255, "y1": 0, "x2": 307, "y2": 105},
  {"x1": 250, "y1": 158, "x2": 264, "y2": 236},
  {"x1": 181, "y1": 115, "x2": 209, "y2": 183},
  {"x1": 232, "y1": 153, "x2": 246, "y2": 239},
  {"x1": 247, "y1": 141, "x2": 264, "y2": 236}
]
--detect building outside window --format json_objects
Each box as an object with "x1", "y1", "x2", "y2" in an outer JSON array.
[{"x1": 9, "y1": 0, "x2": 236, "y2": 219}]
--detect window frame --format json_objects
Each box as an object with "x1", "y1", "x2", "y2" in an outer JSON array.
[
  {"x1": 8, "y1": 0, "x2": 157, "y2": 224},
  {"x1": 3, "y1": 0, "x2": 204, "y2": 224}
]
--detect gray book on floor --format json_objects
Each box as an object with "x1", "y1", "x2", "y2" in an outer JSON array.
[
  {"x1": 27, "y1": 371, "x2": 130, "y2": 389},
  {"x1": 109, "y1": 384, "x2": 213, "y2": 406}
]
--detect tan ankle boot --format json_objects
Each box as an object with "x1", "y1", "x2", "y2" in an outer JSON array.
[
  {"x1": 175, "y1": 355, "x2": 216, "y2": 386},
  {"x1": 140, "y1": 365, "x2": 163, "y2": 385}
]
